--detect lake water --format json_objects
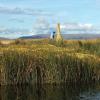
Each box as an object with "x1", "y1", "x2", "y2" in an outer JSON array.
[{"x1": 1, "y1": 83, "x2": 100, "y2": 100}]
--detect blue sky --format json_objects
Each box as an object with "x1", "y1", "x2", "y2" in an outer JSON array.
[{"x1": 0, "y1": 0, "x2": 100, "y2": 38}]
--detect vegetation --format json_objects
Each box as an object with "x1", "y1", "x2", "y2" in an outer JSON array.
[
  {"x1": 0, "y1": 39, "x2": 100, "y2": 85},
  {"x1": 0, "y1": 40, "x2": 3, "y2": 46}
]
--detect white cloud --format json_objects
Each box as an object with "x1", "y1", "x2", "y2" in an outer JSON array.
[
  {"x1": 0, "y1": 27, "x2": 7, "y2": 32},
  {"x1": 0, "y1": 27, "x2": 30, "y2": 38},
  {"x1": 50, "y1": 23, "x2": 100, "y2": 34},
  {"x1": 0, "y1": 6, "x2": 52, "y2": 16},
  {"x1": 32, "y1": 17, "x2": 50, "y2": 34},
  {"x1": 78, "y1": 23, "x2": 93, "y2": 29},
  {"x1": 59, "y1": 23, "x2": 93, "y2": 30},
  {"x1": 0, "y1": 22, "x2": 100, "y2": 39}
]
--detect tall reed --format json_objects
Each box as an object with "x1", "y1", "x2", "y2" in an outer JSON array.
[{"x1": 1, "y1": 46, "x2": 100, "y2": 85}]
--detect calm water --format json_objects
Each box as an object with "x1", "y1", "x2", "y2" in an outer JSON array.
[{"x1": 1, "y1": 83, "x2": 100, "y2": 100}]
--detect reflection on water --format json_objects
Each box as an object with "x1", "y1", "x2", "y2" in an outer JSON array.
[{"x1": 1, "y1": 83, "x2": 100, "y2": 100}]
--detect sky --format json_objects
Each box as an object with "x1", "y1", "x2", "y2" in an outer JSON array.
[{"x1": 0, "y1": 0, "x2": 100, "y2": 38}]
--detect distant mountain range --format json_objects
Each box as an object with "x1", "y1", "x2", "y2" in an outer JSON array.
[
  {"x1": 0, "y1": 34, "x2": 100, "y2": 40},
  {"x1": 20, "y1": 34, "x2": 50, "y2": 39},
  {"x1": 0, "y1": 37, "x2": 10, "y2": 40},
  {"x1": 20, "y1": 34, "x2": 100, "y2": 40}
]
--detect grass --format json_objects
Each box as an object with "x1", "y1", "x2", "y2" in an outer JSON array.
[{"x1": 0, "y1": 38, "x2": 100, "y2": 85}]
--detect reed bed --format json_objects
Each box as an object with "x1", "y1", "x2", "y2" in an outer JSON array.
[{"x1": 0, "y1": 39, "x2": 100, "y2": 85}]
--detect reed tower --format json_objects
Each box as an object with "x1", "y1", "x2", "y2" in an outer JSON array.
[{"x1": 55, "y1": 23, "x2": 63, "y2": 42}]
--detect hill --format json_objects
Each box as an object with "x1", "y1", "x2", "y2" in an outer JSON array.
[
  {"x1": 19, "y1": 34, "x2": 100, "y2": 40},
  {"x1": 0, "y1": 37, "x2": 10, "y2": 40}
]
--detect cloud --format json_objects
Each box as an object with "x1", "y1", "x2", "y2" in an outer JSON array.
[
  {"x1": 0, "y1": 17, "x2": 50, "y2": 38},
  {"x1": 0, "y1": 6, "x2": 52, "y2": 16},
  {"x1": 0, "y1": 27, "x2": 6, "y2": 32},
  {"x1": 58, "y1": 23, "x2": 94, "y2": 31},
  {"x1": 50, "y1": 23, "x2": 100, "y2": 34},
  {"x1": 0, "y1": 27, "x2": 31, "y2": 38},
  {"x1": 78, "y1": 23, "x2": 93, "y2": 29},
  {"x1": 0, "y1": 27, "x2": 29, "y2": 33},
  {"x1": 0, "y1": 22, "x2": 100, "y2": 39},
  {"x1": 32, "y1": 17, "x2": 50, "y2": 34}
]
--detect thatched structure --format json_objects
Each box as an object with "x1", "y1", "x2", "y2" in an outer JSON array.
[{"x1": 54, "y1": 23, "x2": 63, "y2": 43}]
